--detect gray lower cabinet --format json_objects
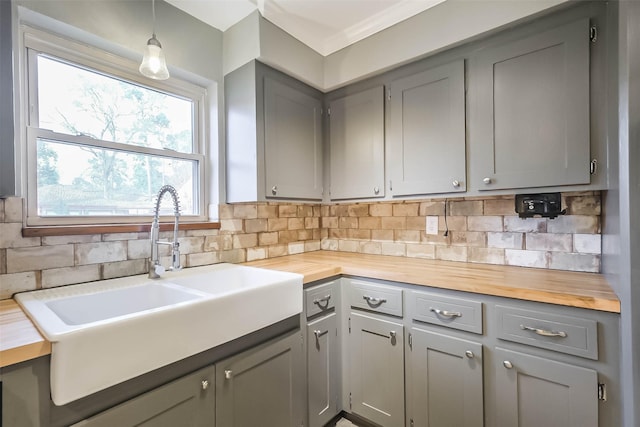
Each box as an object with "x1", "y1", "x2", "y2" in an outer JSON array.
[
  {"x1": 72, "y1": 365, "x2": 215, "y2": 427},
  {"x1": 388, "y1": 60, "x2": 466, "y2": 196},
  {"x1": 349, "y1": 311, "x2": 404, "y2": 427},
  {"x1": 471, "y1": 18, "x2": 591, "y2": 190},
  {"x1": 215, "y1": 329, "x2": 305, "y2": 427},
  {"x1": 328, "y1": 86, "x2": 385, "y2": 200},
  {"x1": 307, "y1": 312, "x2": 339, "y2": 427},
  {"x1": 494, "y1": 347, "x2": 598, "y2": 427},
  {"x1": 408, "y1": 328, "x2": 483, "y2": 427}
]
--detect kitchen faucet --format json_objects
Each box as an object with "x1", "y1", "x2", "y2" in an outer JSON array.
[{"x1": 148, "y1": 185, "x2": 182, "y2": 279}]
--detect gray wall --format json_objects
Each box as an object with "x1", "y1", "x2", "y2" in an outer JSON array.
[{"x1": 0, "y1": 0, "x2": 15, "y2": 197}]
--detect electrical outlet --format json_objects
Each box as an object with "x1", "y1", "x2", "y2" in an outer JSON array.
[{"x1": 426, "y1": 216, "x2": 439, "y2": 235}]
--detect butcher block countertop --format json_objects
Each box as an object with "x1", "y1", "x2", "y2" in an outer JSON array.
[
  {"x1": 1, "y1": 251, "x2": 619, "y2": 368},
  {"x1": 244, "y1": 251, "x2": 620, "y2": 313}
]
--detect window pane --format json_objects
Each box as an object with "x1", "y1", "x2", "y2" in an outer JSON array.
[
  {"x1": 37, "y1": 139, "x2": 197, "y2": 216},
  {"x1": 37, "y1": 55, "x2": 194, "y2": 153}
]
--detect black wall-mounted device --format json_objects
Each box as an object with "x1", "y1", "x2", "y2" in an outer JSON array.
[{"x1": 515, "y1": 193, "x2": 566, "y2": 219}]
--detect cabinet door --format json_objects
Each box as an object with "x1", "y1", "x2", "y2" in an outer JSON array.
[
  {"x1": 409, "y1": 328, "x2": 483, "y2": 427},
  {"x1": 216, "y1": 330, "x2": 305, "y2": 427},
  {"x1": 329, "y1": 86, "x2": 385, "y2": 200},
  {"x1": 307, "y1": 313, "x2": 339, "y2": 427},
  {"x1": 349, "y1": 312, "x2": 404, "y2": 427},
  {"x1": 388, "y1": 60, "x2": 466, "y2": 196},
  {"x1": 264, "y1": 76, "x2": 323, "y2": 200},
  {"x1": 494, "y1": 347, "x2": 597, "y2": 427},
  {"x1": 472, "y1": 19, "x2": 590, "y2": 190},
  {"x1": 72, "y1": 365, "x2": 215, "y2": 427}
]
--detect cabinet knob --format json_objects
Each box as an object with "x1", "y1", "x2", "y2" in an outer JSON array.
[
  {"x1": 503, "y1": 361, "x2": 513, "y2": 369},
  {"x1": 374, "y1": 186, "x2": 380, "y2": 195},
  {"x1": 465, "y1": 350, "x2": 474, "y2": 359},
  {"x1": 483, "y1": 177, "x2": 492, "y2": 185},
  {"x1": 271, "y1": 185, "x2": 278, "y2": 195},
  {"x1": 201, "y1": 380, "x2": 209, "y2": 390},
  {"x1": 452, "y1": 180, "x2": 460, "y2": 188},
  {"x1": 390, "y1": 331, "x2": 397, "y2": 338},
  {"x1": 224, "y1": 370, "x2": 233, "y2": 379}
]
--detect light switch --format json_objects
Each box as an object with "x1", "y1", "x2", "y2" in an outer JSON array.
[{"x1": 426, "y1": 216, "x2": 439, "y2": 235}]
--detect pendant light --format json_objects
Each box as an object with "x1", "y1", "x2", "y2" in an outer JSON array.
[{"x1": 139, "y1": 0, "x2": 170, "y2": 80}]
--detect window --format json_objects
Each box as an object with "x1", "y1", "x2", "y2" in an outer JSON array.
[{"x1": 23, "y1": 28, "x2": 207, "y2": 226}]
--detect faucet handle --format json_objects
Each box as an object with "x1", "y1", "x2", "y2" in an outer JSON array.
[{"x1": 154, "y1": 264, "x2": 166, "y2": 276}]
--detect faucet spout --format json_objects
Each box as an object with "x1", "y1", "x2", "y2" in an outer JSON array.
[{"x1": 149, "y1": 185, "x2": 182, "y2": 279}]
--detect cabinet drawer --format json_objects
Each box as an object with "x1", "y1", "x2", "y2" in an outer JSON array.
[
  {"x1": 496, "y1": 305, "x2": 598, "y2": 360},
  {"x1": 411, "y1": 290, "x2": 483, "y2": 334},
  {"x1": 305, "y1": 281, "x2": 338, "y2": 318},
  {"x1": 349, "y1": 279, "x2": 403, "y2": 317}
]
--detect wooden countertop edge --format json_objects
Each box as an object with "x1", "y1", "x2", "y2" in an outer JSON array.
[
  {"x1": 0, "y1": 341, "x2": 52, "y2": 368},
  {"x1": 0, "y1": 300, "x2": 51, "y2": 368}
]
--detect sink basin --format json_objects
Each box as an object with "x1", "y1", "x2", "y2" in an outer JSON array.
[{"x1": 15, "y1": 263, "x2": 303, "y2": 405}]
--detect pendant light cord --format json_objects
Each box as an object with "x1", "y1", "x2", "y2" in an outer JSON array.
[{"x1": 152, "y1": 0, "x2": 157, "y2": 37}]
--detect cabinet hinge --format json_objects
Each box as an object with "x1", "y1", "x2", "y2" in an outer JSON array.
[
  {"x1": 327, "y1": 107, "x2": 331, "y2": 116},
  {"x1": 410, "y1": 419, "x2": 414, "y2": 427},
  {"x1": 598, "y1": 383, "x2": 607, "y2": 401},
  {"x1": 590, "y1": 158, "x2": 598, "y2": 175},
  {"x1": 348, "y1": 317, "x2": 351, "y2": 333},
  {"x1": 590, "y1": 25, "x2": 598, "y2": 43},
  {"x1": 349, "y1": 392, "x2": 352, "y2": 410},
  {"x1": 408, "y1": 333, "x2": 412, "y2": 350},
  {"x1": 389, "y1": 180, "x2": 393, "y2": 191},
  {"x1": 387, "y1": 89, "x2": 391, "y2": 101}
]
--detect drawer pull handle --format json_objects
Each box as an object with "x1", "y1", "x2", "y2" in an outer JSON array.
[
  {"x1": 503, "y1": 361, "x2": 514, "y2": 369},
  {"x1": 363, "y1": 295, "x2": 387, "y2": 306},
  {"x1": 224, "y1": 370, "x2": 232, "y2": 380},
  {"x1": 430, "y1": 308, "x2": 462, "y2": 318},
  {"x1": 465, "y1": 350, "x2": 474, "y2": 359},
  {"x1": 313, "y1": 294, "x2": 332, "y2": 308},
  {"x1": 313, "y1": 329, "x2": 328, "y2": 339},
  {"x1": 520, "y1": 325, "x2": 568, "y2": 338}
]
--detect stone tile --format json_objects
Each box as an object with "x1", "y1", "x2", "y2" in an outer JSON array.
[
  {"x1": 321, "y1": 239, "x2": 339, "y2": 250},
  {"x1": 0, "y1": 223, "x2": 41, "y2": 248},
  {"x1": 278, "y1": 205, "x2": 298, "y2": 218},
  {"x1": 394, "y1": 230, "x2": 421, "y2": 243},
  {"x1": 484, "y1": 199, "x2": 516, "y2": 216},
  {"x1": 407, "y1": 243, "x2": 436, "y2": 259},
  {"x1": 288, "y1": 218, "x2": 305, "y2": 230},
  {"x1": 440, "y1": 216, "x2": 467, "y2": 232},
  {"x1": 322, "y1": 217, "x2": 339, "y2": 229},
  {"x1": 359, "y1": 241, "x2": 382, "y2": 255},
  {"x1": 449, "y1": 200, "x2": 483, "y2": 216},
  {"x1": 220, "y1": 249, "x2": 246, "y2": 263},
  {"x1": 205, "y1": 235, "x2": 230, "y2": 251},
  {"x1": 504, "y1": 216, "x2": 547, "y2": 233},
  {"x1": 288, "y1": 242, "x2": 305, "y2": 255},
  {"x1": 317, "y1": 229, "x2": 325, "y2": 241},
  {"x1": 218, "y1": 204, "x2": 235, "y2": 219},
  {"x1": 468, "y1": 247, "x2": 505, "y2": 265},
  {"x1": 331, "y1": 204, "x2": 349, "y2": 217},
  {"x1": 42, "y1": 265, "x2": 101, "y2": 288},
  {"x1": 421, "y1": 232, "x2": 449, "y2": 245},
  {"x1": 268, "y1": 218, "x2": 288, "y2": 231},
  {"x1": 103, "y1": 259, "x2": 147, "y2": 279},
  {"x1": 297, "y1": 230, "x2": 313, "y2": 240},
  {"x1": 574, "y1": 234, "x2": 601, "y2": 254},
  {"x1": 359, "y1": 217, "x2": 381, "y2": 229},
  {"x1": 451, "y1": 231, "x2": 486, "y2": 247},
  {"x1": 233, "y1": 233, "x2": 258, "y2": 249},
  {"x1": 75, "y1": 241, "x2": 127, "y2": 265},
  {"x1": 565, "y1": 195, "x2": 601, "y2": 215},
  {"x1": 371, "y1": 229, "x2": 394, "y2": 241},
  {"x1": 338, "y1": 240, "x2": 359, "y2": 252},
  {"x1": 128, "y1": 239, "x2": 152, "y2": 259},
  {"x1": 547, "y1": 216, "x2": 599, "y2": 234},
  {"x1": 435, "y1": 245, "x2": 468, "y2": 262},
  {"x1": 102, "y1": 233, "x2": 140, "y2": 241},
  {"x1": 348, "y1": 204, "x2": 369, "y2": 217},
  {"x1": 406, "y1": 216, "x2": 425, "y2": 231},
  {"x1": 0, "y1": 249, "x2": 5, "y2": 274},
  {"x1": 320, "y1": 205, "x2": 330, "y2": 217},
  {"x1": 329, "y1": 229, "x2": 347, "y2": 239},
  {"x1": 186, "y1": 251, "x2": 220, "y2": 267},
  {"x1": 304, "y1": 241, "x2": 321, "y2": 252},
  {"x1": 549, "y1": 253, "x2": 600, "y2": 273},
  {"x1": 233, "y1": 204, "x2": 257, "y2": 219},
  {"x1": 339, "y1": 217, "x2": 358, "y2": 229},
  {"x1": 381, "y1": 216, "x2": 406, "y2": 230},
  {"x1": 220, "y1": 219, "x2": 244, "y2": 233},
  {"x1": 393, "y1": 203, "x2": 419, "y2": 217},
  {"x1": 467, "y1": 216, "x2": 503, "y2": 232},
  {"x1": 8, "y1": 245, "x2": 74, "y2": 273},
  {"x1": 381, "y1": 242, "x2": 406, "y2": 256},
  {"x1": 347, "y1": 229, "x2": 371, "y2": 240},
  {"x1": 487, "y1": 232, "x2": 524, "y2": 249},
  {"x1": 258, "y1": 204, "x2": 278, "y2": 219},
  {"x1": 298, "y1": 205, "x2": 314, "y2": 217},
  {"x1": 245, "y1": 218, "x2": 268, "y2": 233},
  {"x1": 505, "y1": 249, "x2": 549, "y2": 269},
  {"x1": 305, "y1": 217, "x2": 320, "y2": 229},
  {"x1": 42, "y1": 234, "x2": 102, "y2": 246},
  {"x1": 419, "y1": 201, "x2": 445, "y2": 216},
  {"x1": 525, "y1": 233, "x2": 572, "y2": 252},
  {"x1": 268, "y1": 245, "x2": 288, "y2": 258},
  {"x1": 369, "y1": 203, "x2": 392, "y2": 217},
  {"x1": 185, "y1": 229, "x2": 218, "y2": 238},
  {"x1": 278, "y1": 230, "x2": 299, "y2": 244},
  {"x1": 3, "y1": 197, "x2": 23, "y2": 222},
  {"x1": 247, "y1": 247, "x2": 268, "y2": 262},
  {"x1": 313, "y1": 206, "x2": 322, "y2": 217},
  {"x1": 177, "y1": 237, "x2": 205, "y2": 254},
  {"x1": 0, "y1": 272, "x2": 37, "y2": 299},
  {"x1": 0, "y1": 199, "x2": 3, "y2": 222}
]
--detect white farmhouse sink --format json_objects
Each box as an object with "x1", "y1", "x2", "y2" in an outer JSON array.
[{"x1": 15, "y1": 263, "x2": 303, "y2": 405}]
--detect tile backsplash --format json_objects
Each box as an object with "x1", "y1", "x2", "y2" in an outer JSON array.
[{"x1": 0, "y1": 192, "x2": 601, "y2": 299}]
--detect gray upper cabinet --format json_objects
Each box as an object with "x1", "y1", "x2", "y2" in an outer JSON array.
[
  {"x1": 388, "y1": 60, "x2": 466, "y2": 196},
  {"x1": 329, "y1": 86, "x2": 385, "y2": 200},
  {"x1": 72, "y1": 365, "x2": 215, "y2": 427},
  {"x1": 494, "y1": 347, "x2": 598, "y2": 427},
  {"x1": 215, "y1": 329, "x2": 305, "y2": 427},
  {"x1": 226, "y1": 61, "x2": 323, "y2": 202},
  {"x1": 408, "y1": 328, "x2": 483, "y2": 427},
  {"x1": 471, "y1": 18, "x2": 591, "y2": 191},
  {"x1": 0, "y1": 0, "x2": 15, "y2": 197}
]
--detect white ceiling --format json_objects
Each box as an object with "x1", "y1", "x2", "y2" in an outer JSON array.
[{"x1": 166, "y1": 0, "x2": 446, "y2": 56}]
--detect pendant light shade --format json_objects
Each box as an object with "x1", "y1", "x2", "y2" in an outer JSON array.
[{"x1": 139, "y1": 0, "x2": 170, "y2": 80}]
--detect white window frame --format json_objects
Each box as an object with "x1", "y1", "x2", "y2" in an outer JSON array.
[{"x1": 21, "y1": 26, "x2": 208, "y2": 226}]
